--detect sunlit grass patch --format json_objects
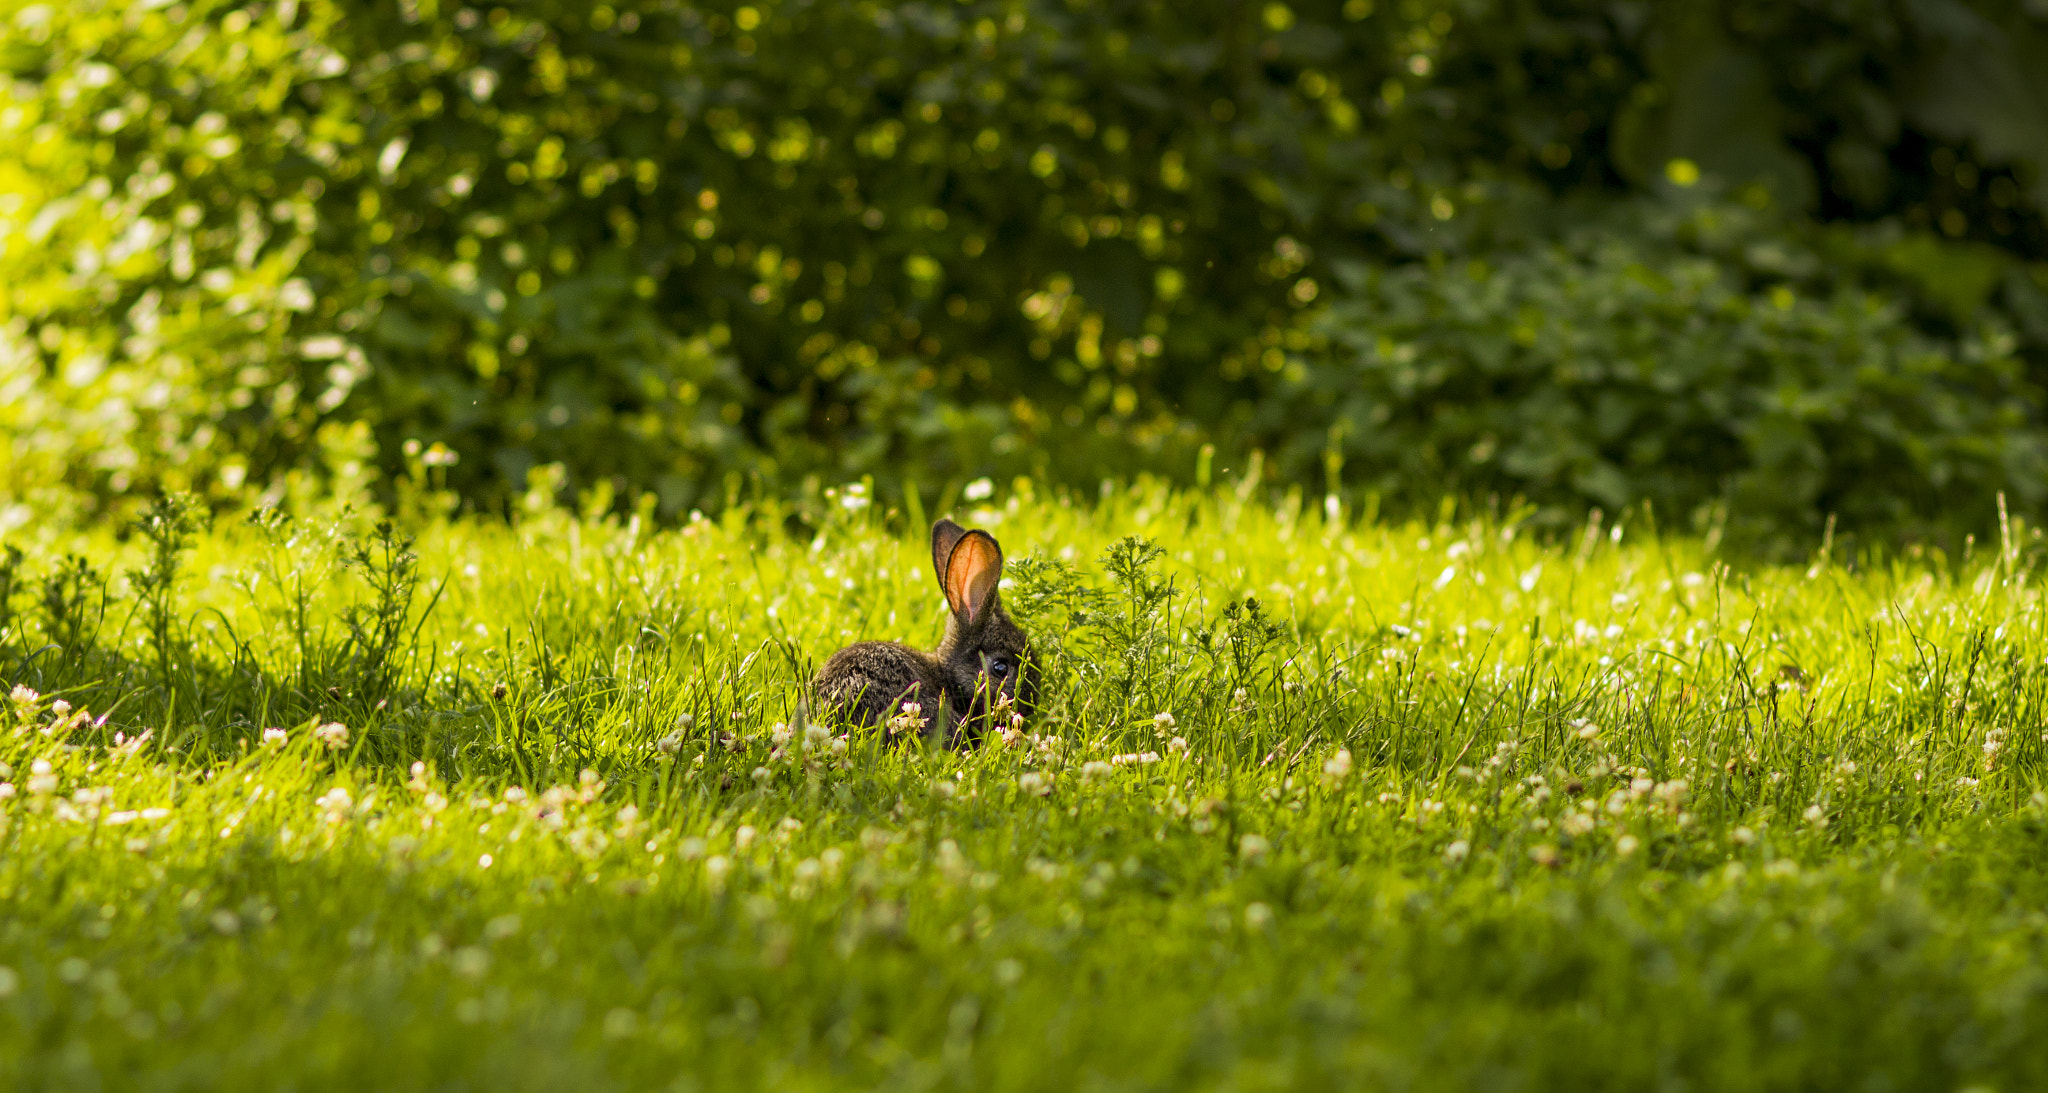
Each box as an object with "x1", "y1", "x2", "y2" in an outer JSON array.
[{"x1": 3, "y1": 482, "x2": 2048, "y2": 1089}]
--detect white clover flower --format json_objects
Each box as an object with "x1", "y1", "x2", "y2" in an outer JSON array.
[
  {"x1": 803, "y1": 723, "x2": 830, "y2": 748},
  {"x1": 1804, "y1": 804, "x2": 1830, "y2": 826},
  {"x1": 885, "y1": 701, "x2": 924, "y2": 737},
  {"x1": 656, "y1": 732, "x2": 683, "y2": 755},
  {"x1": 1243, "y1": 902, "x2": 1273, "y2": 931},
  {"x1": 1321, "y1": 748, "x2": 1353, "y2": 786},
  {"x1": 750, "y1": 766, "x2": 772, "y2": 788},
  {"x1": 930, "y1": 779, "x2": 957, "y2": 800},
  {"x1": 1562, "y1": 813, "x2": 1596, "y2": 837},
  {"x1": 1168, "y1": 736, "x2": 1189, "y2": 756},
  {"x1": 1443, "y1": 839, "x2": 1470, "y2": 863},
  {"x1": 1080, "y1": 760, "x2": 1113, "y2": 782},
  {"x1": 1238, "y1": 833, "x2": 1270, "y2": 861},
  {"x1": 1017, "y1": 771, "x2": 1050, "y2": 796},
  {"x1": 1731, "y1": 826, "x2": 1756, "y2": 845},
  {"x1": 1110, "y1": 752, "x2": 1159, "y2": 766},
  {"x1": 1615, "y1": 834, "x2": 1640, "y2": 856},
  {"x1": 316, "y1": 786, "x2": 353, "y2": 823},
  {"x1": 1153, "y1": 711, "x2": 1177, "y2": 732},
  {"x1": 26, "y1": 759, "x2": 57, "y2": 797},
  {"x1": 261, "y1": 727, "x2": 288, "y2": 746},
  {"x1": 313, "y1": 721, "x2": 350, "y2": 750},
  {"x1": 10, "y1": 685, "x2": 38, "y2": 705},
  {"x1": 771, "y1": 723, "x2": 794, "y2": 747},
  {"x1": 734, "y1": 825, "x2": 757, "y2": 850},
  {"x1": 962, "y1": 477, "x2": 994, "y2": 501}
]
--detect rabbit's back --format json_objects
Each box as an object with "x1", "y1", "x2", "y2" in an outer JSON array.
[{"x1": 815, "y1": 641, "x2": 944, "y2": 730}]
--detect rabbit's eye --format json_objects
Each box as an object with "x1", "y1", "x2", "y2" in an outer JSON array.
[{"x1": 988, "y1": 657, "x2": 1010, "y2": 677}]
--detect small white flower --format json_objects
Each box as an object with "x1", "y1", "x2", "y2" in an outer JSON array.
[
  {"x1": 1168, "y1": 736, "x2": 1189, "y2": 756},
  {"x1": 734, "y1": 825, "x2": 756, "y2": 850},
  {"x1": 1018, "y1": 771, "x2": 1050, "y2": 796},
  {"x1": 1152, "y1": 711, "x2": 1177, "y2": 731},
  {"x1": 1615, "y1": 834, "x2": 1640, "y2": 856},
  {"x1": 313, "y1": 721, "x2": 350, "y2": 750},
  {"x1": 1243, "y1": 902, "x2": 1273, "y2": 931},
  {"x1": 261, "y1": 727, "x2": 288, "y2": 746},
  {"x1": 1239, "y1": 833, "x2": 1270, "y2": 861},
  {"x1": 1080, "y1": 760, "x2": 1113, "y2": 782},
  {"x1": 1804, "y1": 804, "x2": 1829, "y2": 826},
  {"x1": 316, "y1": 786, "x2": 353, "y2": 823},
  {"x1": 930, "y1": 780, "x2": 957, "y2": 800},
  {"x1": 1443, "y1": 839, "x2": 1470, "y2": 862},
  {"x1": 962, "y1": 477, "x2": 995, "y2": 501},
  {"x1": 1321, "y1": 748, "x2": 1353, "y2": 786},
  {"x1": 1731, "y1": 826, "x2": 1756, "y2": 845}
]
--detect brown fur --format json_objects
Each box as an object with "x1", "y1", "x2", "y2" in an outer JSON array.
[{"x1": 813, "y1": 518, "x2": 1037, "y2": 743}]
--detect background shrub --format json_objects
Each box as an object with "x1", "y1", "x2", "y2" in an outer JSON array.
[
  {"x1": 1, "y1": 0, "x2": 2045, "y2": 534},
  {"x1": 1264, "y1": 198, "x2": 2048, "y2": 537}
]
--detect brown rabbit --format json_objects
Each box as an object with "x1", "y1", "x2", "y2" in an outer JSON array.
[{"x1": 813, "y1": 518, "x2": 1037, "y2": 742}]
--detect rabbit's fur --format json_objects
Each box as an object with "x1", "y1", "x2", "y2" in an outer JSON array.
[{"x1": 813, "y1": 518, "x2": 1037, "y2": 742}]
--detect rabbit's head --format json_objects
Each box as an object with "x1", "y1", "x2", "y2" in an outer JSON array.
[{"x1": 930, "y1": 518, "x2": 1037, "y2": 730}]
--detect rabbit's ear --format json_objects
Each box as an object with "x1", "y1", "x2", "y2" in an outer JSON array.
[
  {"x1": 930, "y1": 519, "x2": 969, "y2": 596},
  {"x1": 943, "y1": 530, "x2": 1003, "y2": 627}
]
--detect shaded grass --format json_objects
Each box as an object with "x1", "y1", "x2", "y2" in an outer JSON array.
[{"x1": 3, "y1": 480, "x2": 2048, "y2": 1090}]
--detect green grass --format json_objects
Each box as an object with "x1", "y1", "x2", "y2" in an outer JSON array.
[{"x1": 4, "y1": 480, "x2": 2048, "y2": 1091}]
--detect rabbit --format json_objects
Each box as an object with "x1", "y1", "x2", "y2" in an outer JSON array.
[{"x1": 813, "y1": 518, "x2": 1037, "y2": 743}]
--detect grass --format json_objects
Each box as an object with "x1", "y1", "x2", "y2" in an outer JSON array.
[{"x1": 4, "y1": 478, "x2": 2048, "y2": 1091}]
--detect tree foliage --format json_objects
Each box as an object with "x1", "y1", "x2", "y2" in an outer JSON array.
[{"x1": 1, "y1": 0, "x2": 2044, "y2": 531}]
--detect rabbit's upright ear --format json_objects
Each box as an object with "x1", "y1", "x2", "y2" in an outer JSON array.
[
  {"x1": 930, "y1": 519, "x2": 969, "y2": 595},
  {"x1": 942, "y1": 530, "x2": 1003, "y2": 627}
]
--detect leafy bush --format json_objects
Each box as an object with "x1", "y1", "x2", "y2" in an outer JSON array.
[
  {"x1": 1262, "y1": 199, "x2": 2048, "y2": 537},
  {"x1": 1, "y1": 0, "x2": 2044, "y2": 533}
]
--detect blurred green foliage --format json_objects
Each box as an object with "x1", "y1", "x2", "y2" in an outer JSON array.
[
  {"x1": 1267, "y1": 199, "x2": 2048, "y2": 537},
  {"x1": 1, "y1": 0, "x2": 2045, "y2": 532}
]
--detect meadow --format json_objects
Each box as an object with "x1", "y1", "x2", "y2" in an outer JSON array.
[{"x1": 4, "y1": 477, "x2": 2048, "y2": 1091}]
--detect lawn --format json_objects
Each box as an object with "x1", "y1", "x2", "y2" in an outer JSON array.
[{"x1": 3, "y1": 480, "x2": 2047, "y2": 1091}]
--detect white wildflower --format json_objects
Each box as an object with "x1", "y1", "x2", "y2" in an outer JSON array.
[{"x1": 313, "y1": 721, "x2": 349, "y2": 750}]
